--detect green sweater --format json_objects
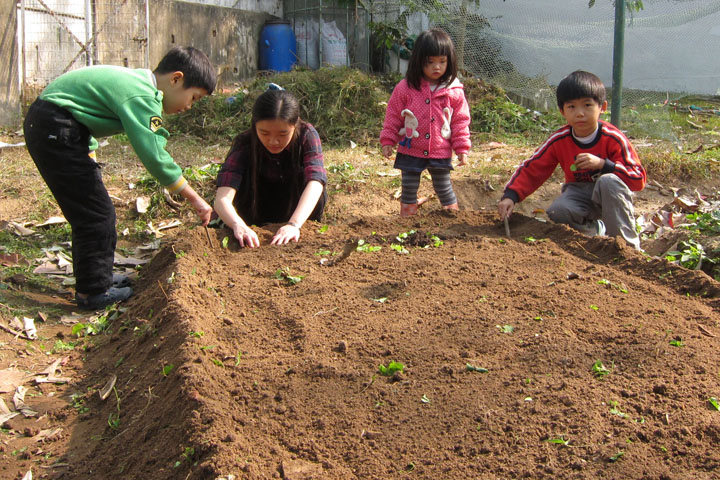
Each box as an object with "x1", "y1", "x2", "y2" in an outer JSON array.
[{"x1": 41, "y1": 66, "x2": 186, "y2": 192}]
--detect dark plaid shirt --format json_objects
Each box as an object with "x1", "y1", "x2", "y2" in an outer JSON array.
[{"x1": 217, "y1": 122, "x2": 327, "y2": 190}]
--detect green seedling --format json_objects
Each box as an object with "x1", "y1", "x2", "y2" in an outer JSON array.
[
  {"x1": 590, "y1": 304, "x2": 599, "y2": 311},
  {"x1": 609, "y1": 451, "x2": 625, "y2": 462},
  {"x1": 273, "y1": 266, "x2": 305, "y2": 285},
  {"x1": 598, "y1": 278, "x2": 629, "y2": 293},
  {"x1": 592, "y1": 360, "x2": 612, "y2": 378},
  {"x1": 666, "y1": 239, "x2": 714, "y2": 271},
  {"x1": 108, "y1": 412, "x2": 121, "y2": 430},
  {"x1": 162, "y1": 364, "x2": 174, "y2": 376},
  {"x1": 221, "y1": 236, "x2": 229, "y2": 249},
  {"x1": 427, "y1": 234, "x2": 443, "y2": 248},
  {"x1": 709, "y1": 397, "x2": 720, "y2": 411},
  {"x1": 174, "y1": 250, "x2": 186, "y2": 259},
  {"x1": 669, "y1": 337, "x2": 685, "y2": 347},
  {"x1": 52, "y1": 339, "x2": 76, "y2": 353},
  {"x1": 609, "y1": 401, "x2": 628, "y2": 418},
  {"x1": 174, "y1": 446, "x2": 196, "y2": 468},
  {"x1": 356, "y1": 239, "x2": 381, "y2": 253},
  {"x1": 211, "y1": 358, "x2": 224, "y2": 367},
  {"x1": 318, "y1": 224, "x2": 329, "y2": 233},
  {"x1": 199, "y1": 345, "x2": 216, "y2": 351},
  {"x1": 390, "y1": 243, "x2": 409, "y2": 254},
  {"x1": 497, "y1": 324, "x2": 514, "y2": 333},
  {"x1": 189, "y1": 331, "x2": 204, "y2": 338},
  {"x1": 466, "y1": 363, "x2": 489, "y2": 373},
  {"x1": 421, "y1": 394, "x2": 431, "y2": 404},
  {"x1": 234, "y1": 352, "x2": 243, "y2": 367},
  {"x1": 70, "y1": 393, "x2": 90, "y2": 414},
  {"x1": 315, "y1": 249, "x2": 332, "y2": 256},
  {"x1": 378, "y1": 361, "x2": 405, "y2": 376},
  {"x1": 396, "y1": 229, "x2": 416, "y2": 242},
  {"x1": 545, "y1": 436, "x2": 571, "y2": 447}
]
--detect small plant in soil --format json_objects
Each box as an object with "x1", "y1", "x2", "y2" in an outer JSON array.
[
  {"x1": 273, "y1": 267, "x2": 305, "y2": 285},
  {"x1": 598, "y1": 278, "x2": 628, "y2": 293},
  {"x1": 173, "y1": 447, "x2": 196, "y2": 468},
  {"x1": 545, "y1": 436, "x2": 571, "y2": 447},
  {"x1": 466, "y1": 363, "x2": 489, "y2": 373},
  {"x1": 665, "y1": 239, "x2": 715, "y2": 271},
  {"x1": 709, "y1": 397, "x2": 720, "y2": 411},
  {"x1": 592, "y1": 360, "x2": 612, "y2": 378},
  {"x1": 420, "y1": 394, "x2": 431, "y2": 404},
  {"x1": 189, "y1": 331, "x2": 204, "y2": 338},
  {"x1": 609, "y1": 400, "x2": 628, "y2": 418},
  {"x1": 162, "y1": 364, "x2": 174, "y2": 376},
  {"x1": 497, "y1": 324, "x2": 514, "y2": 333},
  {"x1": 378, "y1": 361, "x2": 404, "y2": 376},
  {"x1": 669, "y1": 337, "x2": 684, "y2": 347},
  {"x1": 356, "y1": 239, "x2": 381, "y2": 253},
  {"x1": 610, "y1": 451, "x2": 625, "y2": 462}
]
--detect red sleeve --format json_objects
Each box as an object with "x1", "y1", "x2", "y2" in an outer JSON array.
[
  {"x1": 602, "y1": 124, "x2": 646, "y2": 192},
  {"x1": 504, "y1": 130, "x2": 565, "y2": 202}
]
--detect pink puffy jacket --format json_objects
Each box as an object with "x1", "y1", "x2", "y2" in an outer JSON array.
[{"x1": 380, "y1": 78, "x2": 471, "y2": 159}]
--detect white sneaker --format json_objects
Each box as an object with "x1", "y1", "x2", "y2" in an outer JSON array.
[{"x1": 596, "y1": 220, "x2": 606, "y2": 236}]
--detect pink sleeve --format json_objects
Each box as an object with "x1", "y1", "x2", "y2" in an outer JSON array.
[
  {"x1": 450, "y1": 90, "x2": 471, "y2": 155},
  {"x1": 380, "y1": 82, "x2": 406, "y2": 147}
]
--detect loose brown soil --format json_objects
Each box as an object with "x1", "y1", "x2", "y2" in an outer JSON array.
[
  {"x1": 2, "y1": 141, "x2": 720, "y2": 480},
  {"x1": 4, "y1": 207, "x2": 720, "y2": 480}
]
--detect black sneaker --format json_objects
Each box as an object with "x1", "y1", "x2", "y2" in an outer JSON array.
[
  {"x1": 112, "y1": 273, "x2": 132, "y2": 288},
  {"x1": 76, "y1": 286, "x2": 133, "y2": 311}
]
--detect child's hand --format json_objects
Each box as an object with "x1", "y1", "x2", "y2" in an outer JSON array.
[
  {"x1": 381, "y1": 145, "x2": 394, "y2": 158},
  {"x1": 456, "y1": 153, "x2": 468, "y2": 166},
  {"x1": 192, "y1": 198, "x2": 213, "y2": 226},
  {"x1": 497, "y1": 198, "x2": 515, "y2": 221},
  {"x1": 271, "y1": 224, "x2": 300, "y2": 245},
  {"x1": 232, "y1": 224, "x2": 260, "y2": 248},
  {"x1": 573, "y1": 153, "x2": 604, "y2": 171}
]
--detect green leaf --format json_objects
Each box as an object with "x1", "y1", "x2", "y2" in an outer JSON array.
[
  {"x1": 709, "y1": 397, "x2": 720, "y2": 411},
  {"x1": 221, "y1": 236, "x2": 229, "y2": 248},
  {"x1": 466, "y1": 363, "x2": 489, "y2": 373},
  {"x1": 378, "y1": 361, "x2": 404, "y2": 376},
  {"x1": 162, "y1": 364, "x2": 174, "y2": 376}
]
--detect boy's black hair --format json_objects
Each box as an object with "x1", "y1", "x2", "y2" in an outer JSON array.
[
  {"x1": 406, "y1": 28, "x2": 458, "y2": 90},
  {"x1": 154, "y1": 46, "x2": 217, "y2": 94},
  {"x1": 556, "y1": 70, "x2": 606, "y2": 109},
  {"x1": 230, "y1": 88, "x2": 304, "y2": 224}
]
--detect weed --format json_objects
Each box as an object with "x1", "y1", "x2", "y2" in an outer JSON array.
[
  {"x1": 683, "y1": 211, "x2": 720, "y2": 234},
  {"x1": 162, "y1": 364, "x2": 174, "y2": 376},
  {"x1": 318, "y1": 224, "x2": 329, "y2": 233},
  {"x1": 609, "y1": 400, "x2": 628, "y2": 419},
  {"x1": 378, "y1": 361, "x2": 404, "y2": 376},
  {"x1": 234, "y1": 351, "x2": 243, "y2": 367},
  {"x1": 173, "y1": 446, "x2": 196, "y2": 468},
  {"x1": 52, "y1": 339, "x2": 76, "y2": 353},
  {"x1": 709, "y1": 397, "x2": 720, "y2": 411},
  {"x1": 70, "y1": 393, "x2": 90, "y2": 414},
  {"x1": 189, "y1": 331, "x2": 204, "y2": 338},
  {"x1": 273, "y1": 266, "x2": 305, "y2": 285},
  {"x1": 211, "y1": 358, "x2": 224, "y2": 367},
  {"x1": 666, "y1": 239, "x2": 715, "y2": 271}
]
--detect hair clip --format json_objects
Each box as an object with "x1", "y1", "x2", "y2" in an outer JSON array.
[{"x1": 266, "y1": 83, "x2": 284, "y2": 91}]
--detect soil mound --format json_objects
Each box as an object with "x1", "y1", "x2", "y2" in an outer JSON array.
[{"x1": 55, "y1": 212, "x2": 720, "y2": 480}]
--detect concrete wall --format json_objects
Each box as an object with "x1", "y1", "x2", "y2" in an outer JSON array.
[
  {"x1": 0, "y1": 1, "x2": 20, "y2": 126},
  {"x1": 149, "y1": 0, "x2": 275, "y2": 86}
]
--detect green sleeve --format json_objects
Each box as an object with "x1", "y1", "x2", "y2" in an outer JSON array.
[{"x1": 115, "y1": 96, "x2": 183, "y2": 188}]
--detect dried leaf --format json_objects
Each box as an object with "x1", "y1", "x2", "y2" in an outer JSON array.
[
  {"x1": 99, "y1": 374, "x2": 117, "y2": 401},
  {"x1": 35, "y1": 216, "x2": 67, "y2": 228},
  {"x1": 136, "y1": 196, "x2": 150, "y2": 214}
]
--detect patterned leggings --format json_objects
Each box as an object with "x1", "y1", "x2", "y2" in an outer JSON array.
[{"x1": 401, "y1": 168, "x2": 457, "y2": 206}]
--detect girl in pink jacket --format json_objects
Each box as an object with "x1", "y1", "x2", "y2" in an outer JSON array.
[{"x1": 381, "y1": 28, "x2": 471, "y2": 216}]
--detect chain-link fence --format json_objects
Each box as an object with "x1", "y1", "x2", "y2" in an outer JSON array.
[
  {"x1": 366, "y1": 0, "x2": 720, "y2": 139},
  {"x1": 19, "y1": 0, "x2": 149, "y2": 88}
]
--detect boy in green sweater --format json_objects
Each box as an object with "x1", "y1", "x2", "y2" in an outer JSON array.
[{"x1": 23, "y1": 46, "x2": 216, "y2": 310}]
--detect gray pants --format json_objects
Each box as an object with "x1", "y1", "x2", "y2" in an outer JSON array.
[{"x1": 545, "y1": 174, "x2": 640, "y2": 249}]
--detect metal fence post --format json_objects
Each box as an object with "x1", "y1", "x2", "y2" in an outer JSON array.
[{"x1": 611, "y1": 0, "x2": 625, "y2": 128}]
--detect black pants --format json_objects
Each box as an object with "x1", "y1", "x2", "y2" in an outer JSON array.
[{"x1": 24, "y1": 99, "x2": 116, "y2": 295}]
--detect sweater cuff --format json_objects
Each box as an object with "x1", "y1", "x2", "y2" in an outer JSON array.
[
  {"x1": 166, "y1": 176, "x2": 188, "y2": 194},
  {"x1": 501, "y1": 189, "x2": 520, "y2": 204},
  {"x1": 601, "y1": 159, "x2": 616, "y2": 174}
]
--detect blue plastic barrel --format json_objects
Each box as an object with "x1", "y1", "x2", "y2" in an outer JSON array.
[{"x1": 259, "y1": 20, "x2": 297, "y2": 72}]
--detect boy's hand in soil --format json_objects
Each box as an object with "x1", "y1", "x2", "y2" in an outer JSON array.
[
  {"x1": 271, "y1": 224, "x2": 300, "y2": 245},
  {"x1": 497, "y1": 197, "x2": 515, "y2": 221},
  {"x1": 382, "y1": 145, "x2": 394, "y2": 158},
  {"x1": 456, "y1": 153, "x2": 467, "y2": 166},
  {"x1": 231, "y1": 224, "x2": 260, "y2": 248},
  {"x1": 192, "y1": 198, "x2": 213, "y2": 226},
  {"x1": 573, "y1": 153, "x2": 604, "y2": 171}
]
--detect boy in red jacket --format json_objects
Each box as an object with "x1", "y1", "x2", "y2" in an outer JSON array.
[{"x1": 498, "y1": 70, "x2": 646, "y2": 249}]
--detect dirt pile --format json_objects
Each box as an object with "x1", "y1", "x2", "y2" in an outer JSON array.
[{"x1": 43, "y1": 211, "x2": 720, "y2": 480}]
